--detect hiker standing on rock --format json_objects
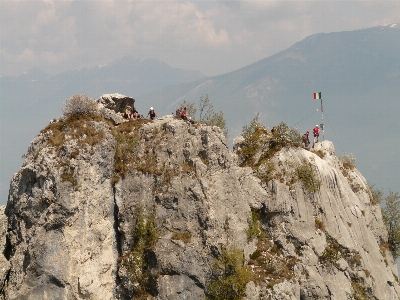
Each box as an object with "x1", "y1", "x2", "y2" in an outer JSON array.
[
  {"x1": 147, "y1": 107, "x2": 158, "y2": 120},
  {"x1": 302, "y1": 131, "x2": 310, "y2": 148},
  {"x1": 312, "y1": 125, "x2": 319, "y2": 147}
]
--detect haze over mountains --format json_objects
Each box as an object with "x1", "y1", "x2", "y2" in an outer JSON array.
[
  {"x1": 149, "y1": 24, "x2": 400, "y2": 129},
  {"x1": 1, "y1": 24, "x2": 399, "y2": 206},
  {"x1": 148, "y1": 24, "x2": 400, "y2": 197}
]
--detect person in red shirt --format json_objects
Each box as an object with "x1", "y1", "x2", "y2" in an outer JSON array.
[
  {"x1": 312, "y1": 125, "x2": 319, "y2": 147},
  {"x1": 180, "y1": 107, "x2": 195, "y2": 124},
  {"x1": 181, "y1": 107, "x2": 188, "y2": 120}
]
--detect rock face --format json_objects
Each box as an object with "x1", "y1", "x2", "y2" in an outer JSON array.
[
  {"x1": 0, "y1": 206, "x2": 10, "y2": 294},
  {"x1": 97, "y1": 93, "x2": 135, "y2": 113},
  {"x1": 0, "y1": 104, "x2": 399, "y2": 299}
]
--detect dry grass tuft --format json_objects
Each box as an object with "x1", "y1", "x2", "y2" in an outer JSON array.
[
  {"x1": 341, "y1": 152, "x2": 356, "y2": 170},
  {"x1": 311, "y1": 149, "x2": 325, "y2": 159},
  {"x1": 315, "y1": 218, "x2": 325, "y2": 231},
  {"x1": 171, "y1": 231, "x2": 192, "y2": 243},
  {"x1": 42, "y1": 115, "x2": 107, "y2": 151},
  {"x1": 249, "y1": 237, "x2": 297, "y2": 288}
]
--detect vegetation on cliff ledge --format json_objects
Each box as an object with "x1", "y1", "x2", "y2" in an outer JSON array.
[
  {"x1": 238, "y1": 115, "x2": 302, "y2": 168},
  {"x1": 236, "y1": 115, "x2": 322, "y2": 194},
  {"x1": 180, "y1": 94, "x2": 228, "y2": 137},
  {"x1": 120, "y1": 205, "x2": 159, "y2": 297},
  {"x1": 207, "y1": 247, "x2": 253, "y2": 300},
  {"x1": 369, "y1": 184, "x2": 400, "y2": 259}
]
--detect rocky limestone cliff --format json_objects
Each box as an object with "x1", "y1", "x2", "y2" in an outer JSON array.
[{"x1": 0, "y1": 96, "x2": 399, "y2": 299}]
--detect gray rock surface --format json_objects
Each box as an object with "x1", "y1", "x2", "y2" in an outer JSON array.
[
  {"x1": 0, "y1": 106, "x2": 399, "y2": 299},
  {"x1": 0, "y1": 206, "x2": 10, "y2": 294},
  {"x1": 97, "y1": 93, "x2": 135, "y2": 113}
]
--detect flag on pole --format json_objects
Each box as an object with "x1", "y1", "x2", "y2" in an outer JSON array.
[{"x1": 313, "y1": 92, "x2": 322, "y2": 100}]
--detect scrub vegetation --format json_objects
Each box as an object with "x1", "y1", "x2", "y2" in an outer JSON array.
[
  {"x1": 236, "y1": 115, "x2": 302, "y2": 184},
  {"x1": 38, "y1": 95, "x2": 109, "y2": 186},
  {"x1": 369, "y1": 185, "x2": 400, "y2": 259},
  {"x1": 319, "y1": 234, "x2": 362, "y2": 269},
  {"x1": 246, "y1": 208, "x2": 298, "y2": 291},
  {"x1": 171, "y1": 231, "x2": 192, "y2": 243},
  {"x1": 247, "y1": 209, "x2": 262, "y2": 240},
  {"x1": 180, "y1": 94, "x2": 228, "y2": 137},
  {"x1": 341, "y1": 152, "x2": 356, "y2": 170},
  {"x1": 110, "y1": 119, "x2": 150, "y2": 183},
  {"x1": 121, "y1": 206, "x2": 159, "y2": 298},
  {"x1": 62, "y1": 94, "x2": 98, "y2": 118},
  {"x1": 294, "y1": 158, "x2": 322, "y2": 192},
  {"x1": 207, "y1": 247, "x2": 253, "y2": 300}
]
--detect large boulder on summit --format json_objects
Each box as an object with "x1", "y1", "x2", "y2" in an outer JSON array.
[
  {"x1": 0, "y1": 102, "x2": 399, "y2": 299},
  {"x1": 96, "y1": 93, "x2": 134, "y2": 125},
  {"x1": 97, "y1": 93, "x2": 135, "y2": 113}
]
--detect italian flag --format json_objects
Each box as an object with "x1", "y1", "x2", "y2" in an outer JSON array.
[{"x1": 313, "y1": 92, "x2": 322, "y2": 100}]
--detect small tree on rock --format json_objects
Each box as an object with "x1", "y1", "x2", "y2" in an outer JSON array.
[
  {"x1": 382, "y1": 191, "x2": 400, "y2": 259},
  {"x1": 369, "y1": 185, "x2": 400, "y2": 259},
  {"x1": 178, "y1": 94, "x2": 227, "y2": 137},
  {"x1": 198, "y1": 94, "x2": 228, "y2": 137}
]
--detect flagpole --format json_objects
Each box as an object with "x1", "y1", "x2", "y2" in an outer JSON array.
[
  {"x1": 313, "y1": 92, "x2": 324, "y2": 141},
  {"x1": 321, "y1": 98, "x2": 324, "y2": 141}
]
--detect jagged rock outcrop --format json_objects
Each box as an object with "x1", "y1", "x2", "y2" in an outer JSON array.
[
  {"x1": 0, "y1": 101, "x2": 399, "y2": 299},
  {"x1": 97, "y1": 93, "x2": 135, "y2": 114}
]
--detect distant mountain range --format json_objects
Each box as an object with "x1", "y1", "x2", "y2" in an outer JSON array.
[
  {"x1": 145, "y1": 24, "x2": 400, "y2": 128},
  {"x1": 1, "y1": 24, "x2": 399, "y2": 206},
  {"x1": 1, "y1": 55, "x2": 205, "y2": 108}
]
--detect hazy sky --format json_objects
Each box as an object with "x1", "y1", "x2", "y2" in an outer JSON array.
[{"x1": 1, "y1": 0, "x2": 400, "y2": 78}]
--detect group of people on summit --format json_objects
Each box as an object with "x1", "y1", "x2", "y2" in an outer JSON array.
[
  {"x1": 176, "y1": 107, "x2": 195, "y2": 124},
  {"x1": 123, "y1": 106, "x2": 158, "y2": 120},
  {"x1": 123, "y1": 105, "x2": 194, "y2": 123},
  {"x1": 124, "y1": 104, "x2": 320, "y2": 148},
  {"x1": 302, "y1": 124, "x2": 320, "y2": 148},
  {"x1": 123, "y1": 106, "x2": 140, "y2": 119}
]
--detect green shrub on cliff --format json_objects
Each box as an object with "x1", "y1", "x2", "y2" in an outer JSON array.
[
  {"x1": 247, "y1": 209, "x2": 262, "y2": 240},
  {"x1": 238, "y1": 114, "x2": 270, "y2": 167},
  {"x1": 294, "y1": 158, "x2": 322, "y2": 192},
  {"x1": 121, "y1": 206, "x2": 159, "y2": 297},
  {"x1": 382, "y1": 191, "x2": 400, "y2": 259},
  {"x1": 368, "y1": 185, "x2": 400, "y2": 259},
  {"x1": 269, "y1": 121, "x2": 302, "y2": 150},
  {"x1": 341, "y1": 152, "x2": 356, "y2": 170},
  {"x1": 368, "y1": 183, "x2": 383, "y2": 205},
  {"x1": 237, "y1": 116, "x2": 302, "y2": 184},
  {"x1": 239, "y1": 117, "x2": 302, "y2": 168},
  {"x1": 207, "y1": 247, "x2": 252, "y2": 300}
]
